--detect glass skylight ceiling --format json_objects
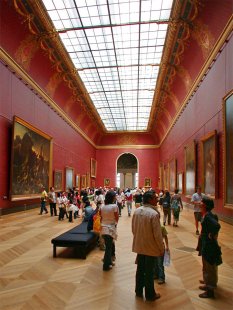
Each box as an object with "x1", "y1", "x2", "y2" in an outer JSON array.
[{"x1": 42, "y1": 0, "x2": 173, "y2": 131}]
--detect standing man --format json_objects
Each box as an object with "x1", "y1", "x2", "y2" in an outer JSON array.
[
  {"x1": 48, "y1": 186, "x2": 57, "y2": 216},
  {"x1": 125, "y1": 189, "x2": 133, "y2": 216},
  {"x1": 40, "y1": 186, "x2": 48, "y2": 215},
  {"x1": 132, "y1": 191, "x2": 164, "y2": 301},
  {"x1": 191, "y1": 185, "x2": 205, "y2": 235}
]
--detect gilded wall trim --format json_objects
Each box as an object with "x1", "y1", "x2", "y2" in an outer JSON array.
[
  {"x1": 159, "y1": 15, "x2": 233, "y2": 146},
  {"x1": 0, "y1": 47, "x2": 96, "y2": 148},
  {"x1": 96, "y1": 145, "x2": 159, "y2": 150}
]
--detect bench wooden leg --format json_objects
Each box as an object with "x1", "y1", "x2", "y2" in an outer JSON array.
[{"x1": 53, "y1": 245, "x2": 56, "y2": 258}]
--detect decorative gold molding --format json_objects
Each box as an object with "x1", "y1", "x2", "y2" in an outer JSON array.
[
  {"x1": 159, "y1": 15, "x2": 233, "y2": 146},
  {"x1": 96, "y1": 145, "x2": 159, "y2": 150},
  {"x1": 13, "y1": 0, "x2": 106, "y2": 133},
  {"x1": 0, "y1": 47, "x2": 96, "y2": 148}
]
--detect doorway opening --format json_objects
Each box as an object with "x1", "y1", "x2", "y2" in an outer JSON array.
[{"x1": 116, "y1": 153, "x2": 138, "y2": 189}]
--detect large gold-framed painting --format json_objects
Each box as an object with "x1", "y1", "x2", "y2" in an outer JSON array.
[
  {"x1": 169, "y1": 158, "x2": 176, "y2": 193},
  {"x1": 184, "y1": 141, "x2": 196, "y2": 197},
  {"x1": 200, "y1": 130, "x2": 217, "y2": 198},
  {"x1": 54, "y1": 170, "x2": 63, "y2": 192},
  {"x1": 223, "y1": 90, "x2": 233, "y2": 207},
  {"x1": 10, "y1": 116, "x2": 52, "y2": 201},
  {"x1": 90, "y1": 158, "x2": 97, "y2": 178},
  {"x1": 65, "y1": 167, "x2": 74, "y2": 190}
]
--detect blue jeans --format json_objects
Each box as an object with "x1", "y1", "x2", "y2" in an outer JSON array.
[
  {"x1": 154, "y1": 255, "x2": 165, "y2": 281},
  {"x1": 40, "y1": 201, "x2": 48, "y2": 214},
  {"x1": 136, "y1": 254, "x2": 157, "y2": 300},
  {"x1": 126, "y1": 201, "x2": 132, "y2": 215}
]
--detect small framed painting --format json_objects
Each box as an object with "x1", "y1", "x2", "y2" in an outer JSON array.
[
  {"x1": 81, "y1": 175, "x2": 87, "y2": 188},
  {"x1": 177, "y1": 172, "x2": 183, "y2": 194},
  {"x1": 75, "y1": 174, "x2": 80, "y2": 189},
  {"x1": 90, "y1": 158, "x2": 97, "y2": 178},
  {"x1": 104, "y1": 178, "x2": 110, "y2": 187},
  {"x1": 144, "y1": 178, "x2": 151, "y2": 187},
  {"x1": 65, "y1": 167, "x2": 74, "y2": 190},
  {"x1": 184, "y1": 141, "x2": 196, "y2": 197},
  {"x1": 54, "y1": 170, "x2": 63, "y2": 192}
]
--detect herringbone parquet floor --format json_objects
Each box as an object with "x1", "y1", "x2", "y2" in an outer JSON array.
[{"x1": 0, "y1": 205, "x2": 232, "y2": 310}]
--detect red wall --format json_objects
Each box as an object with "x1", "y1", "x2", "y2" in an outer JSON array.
[
  {"x1": 159, "y1": 35, "x2": 233, "y2": 219},
  {"x1": 0, "y1": 63, "x2": 96, "y2": 210},
  {"x1": 96, "y1": 148, "x2": 159, "y2": 189}
]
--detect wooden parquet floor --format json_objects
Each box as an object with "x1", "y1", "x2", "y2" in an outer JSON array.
[{"x1": 0, "y1": 205, "x2": 232, "y2": 310}]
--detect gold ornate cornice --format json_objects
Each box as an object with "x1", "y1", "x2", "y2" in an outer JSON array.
[
  {"x1": 1, "y1": 47, "x2": 158, "y2": 149},
  {"x1": 0, "y1": 47, "x2": 96, "y2": 148},
  {"x1": 13, "y1": 0, "x2": 106, "y2": 133},
  {"x1": 96, "y1": 145, "x2": 159, "y2": 150},
  {"x1": 148, "y1": 0, "x2": 199, "y2": 131},
  {"x1": 159, "y1": 15, "x2": 233, "y2": 146}
]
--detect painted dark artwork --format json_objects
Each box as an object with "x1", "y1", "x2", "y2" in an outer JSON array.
[
  {"x1": 202, "y1": 132, "x2": 216, "y2": 197},
  {"x1": 11, "y1": 117, "x2": 52, "y2": 200},
  {"x1": 224, "y1": 92, "x2": 233, "y2": 205}
]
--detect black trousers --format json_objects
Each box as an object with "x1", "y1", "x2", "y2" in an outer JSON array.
[
  {"x1": 136, "y1": 254, "x2": 157, "y2": 300},
  {"x1": 50, "y1": 203, "x2": 57, "y2": 216},
  {"x1": 102, "y1": 235, "x2": 115, "y2": 269}
]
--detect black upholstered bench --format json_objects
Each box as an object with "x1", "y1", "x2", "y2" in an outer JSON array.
[{"x1": 51, "y1": 222, "x2": 98, "y2": 259}]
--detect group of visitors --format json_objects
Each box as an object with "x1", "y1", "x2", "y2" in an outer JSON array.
[{"x1": 40, "y1": 184, "x2": 222, "y2": 302}]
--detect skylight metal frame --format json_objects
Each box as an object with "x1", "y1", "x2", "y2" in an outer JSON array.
[{"x1": 41, "y1": 0, "x2": 173, "y2": 132}]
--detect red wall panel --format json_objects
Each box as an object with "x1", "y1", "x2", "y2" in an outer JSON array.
[
  {"x1": 96, "y1": 148, "x2": 159, "y2": 189},
  {"x1": 159, "y1": 36, "x2": 233, "y2": 219}
]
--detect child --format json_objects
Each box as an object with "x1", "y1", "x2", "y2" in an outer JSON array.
[
  {"x1": 67, "y1": 199, "x2": 78, "y2": 222},
  {"x1": 154, "y1": 215, "x2": 169, "y2": 284}
]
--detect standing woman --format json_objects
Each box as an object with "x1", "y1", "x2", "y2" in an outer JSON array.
[
  {"x1": 171, "y1": 189, "x2": 183, "y2": 227},
  {"x1": 100, "y1": 190, "x2": 119, "y2": 271}
]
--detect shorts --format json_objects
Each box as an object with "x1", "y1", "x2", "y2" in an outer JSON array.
[{"x1": 194, "y1": 212, "x2": 202, "y2": 222}]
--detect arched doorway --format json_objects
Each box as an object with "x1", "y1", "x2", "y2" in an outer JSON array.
[{"x1": 117, "y1": 153, "x2": 138, "y2": 188}]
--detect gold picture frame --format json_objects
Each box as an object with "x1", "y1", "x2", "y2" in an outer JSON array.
[
  {"x1": 184, "y1": 140, "x2": 196, "y2": 197},
  {"x1": 54, "y1": 170, "x2": 63, "y2": 192},
  {"x1": 90, "y1": 158, "x2": 97, "y2": 178},
  {"x1": 10, "y1": 116, "x2": 53, "y2": 201},
  {"x1": 223, "y1": 90, "x2": 233, "y2": 208},
  {"x1": 144, "y1": 177, "x2": 151, "y2": 187},
  {"x1": 81, "y1": 175, "x2": 87, "y2": 188},
  {"x1": 200, "y1": 130, "x2": 217, "y2": 198},
  {"x1": 86, "y1": 172, "x2": 90, "y2": 187},
  {"x1": 65, "y1": 167, "x2": 74, "y2": 190},
  {"x1": 168, "y1": 158, "x2": 176, "y2": 193},
  {"x1": 104, "y1": 178, "x2": 110, "y2": 187},
  {"x1": 75, "y1": 174, "x2": 80, "y2": 189}
]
